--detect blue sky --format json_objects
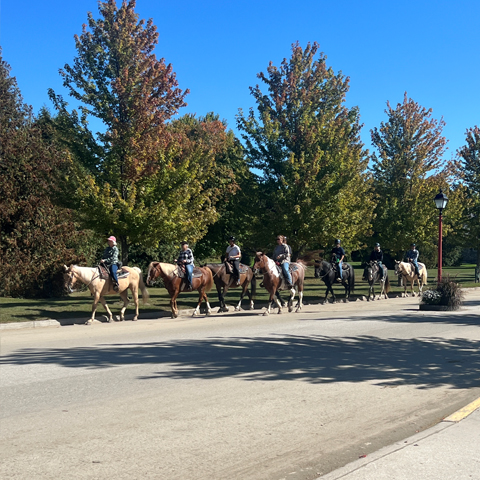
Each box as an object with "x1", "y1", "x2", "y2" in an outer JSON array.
[{"x1": 1, "y1": 0, "x2": 479, "y2": 158}]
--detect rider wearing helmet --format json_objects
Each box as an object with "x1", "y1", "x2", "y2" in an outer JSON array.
[
  {"x1": 369, "y1": 243, "x2": 384, "y2": 279},
  {"x1": 102, "y1": 235, "x2": 120, "y2": 291},
  {"x1": 226, "y1": 236, "x2": 241, "y2": 286},
  {"x1": 273, "y1": 235, "x2": 293, "y2": 288},
  {"x1": 405, "y1": 243, "x2": 420, "y2": 277},
  {"x1": 331, "y1": 239, "x2": 345, "y2": 282}
]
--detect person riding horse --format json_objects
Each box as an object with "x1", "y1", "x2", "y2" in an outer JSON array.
[
  {"x1": 101, "y1": 235, "x2": 120, "y2": 291},
  {"x1": 226, "y1": 236, "x2": 241, "y2": 286},
  {"x1": 369, "y1": 243, "x2": 384, "y2": 279},
  {"x1": 405, "y1": 243, "x2": 420, "y2": 277},
  {"x1": 273, "y1": 235, "x2": 293, "y2": 288},
  {"x1": 331, "y1": 239, "x2": 345, "y2": 282},
  {"x1": 177, "y1": 241, "x2": 194, "y2": 291}
]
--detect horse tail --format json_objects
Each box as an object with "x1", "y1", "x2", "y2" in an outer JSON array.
[
  {"x1": 134, "y1": 267, "x2": 150, "y2": 304},
  {"x1": 250, "y1": 270, "x2": 257, "y2": 299},
  {"x1": 204, "y1": 267, "x2": 214, "y2": 293},
  {"x1": 385, "y1": 274, "x2": 391, "y2": 294}
]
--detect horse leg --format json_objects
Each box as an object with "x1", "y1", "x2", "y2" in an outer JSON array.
[
  {"x1": 295, "y1": 288, "x2": 304, "y2": 312},
  {"x1": 203, "y1": 290, "x2": 212, "y2": 316},
  {"x1": 119, "y1": 290, "x2": 130, "y2": 321},
  {"x1": 95, "y1": 295, "x2": 113, "y2": 324},
  {"x1": 217, "y1": 284, "x2": 228, "y2": 313},
  {"x1": 130, "y1": 285, "x2": 139, "y2": 321},
  {"x1": 275, "y1": 290, "x2": 283, "y2": 314},
  {"x1": 264, "y1": 291, "x2": 277, "y2": 316},
  {"x1": 287, "y1": 287, "x2": 296, "y2": 312},
  {"x1": 236, "y1": 282, "x2": 248, "y2": 311},
  {"x1": 193, "y1": 289, "x2": 203, "y2": 316},
  {"x1": 170, "y1": 291, "x2": 179, "y2": 318}
]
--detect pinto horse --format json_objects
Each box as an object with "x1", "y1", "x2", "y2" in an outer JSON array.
[
  {"x1": 204, "y1": 263, "x2": 256, "y2": 313},
  {"x1": 253, "y1": 252, "x2": 306, "y2": 315},
  {"x1": 64, "y1": 264, "x2": 149, "y2": 325},
  {"x1": 146, "y1": 262, "x2": 213, "y2": 318},
  {"x1": 394, "y1": 261, "x2": 427, "y2": 297},
  {"x1": 363, "y1": 261, "x2": 390, "y2": 301},
  {"x1": 314, "y1": 259, "x2": 355, "y2": 303}
]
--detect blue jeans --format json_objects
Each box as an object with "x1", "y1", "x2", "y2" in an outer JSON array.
[
  {"x1": 282, "y1": 262, "x2": 293, "y2": 285},
  {"x1": 185, "y1": 264, "x2": 194, "y2": 285},
  {"x1": 109, "y1": 264, "x2": 119, "y2": 283},
  {"x1": 337, "y1": 260, "x2": 343, "y2": 280},
  {"x1": 410, "y1": 260, "x2": 419, "y2": 275}
]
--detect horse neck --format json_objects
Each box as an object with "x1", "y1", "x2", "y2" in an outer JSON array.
[{"x1": 73, "y1": 266, "x2": 96, "y2": 284}]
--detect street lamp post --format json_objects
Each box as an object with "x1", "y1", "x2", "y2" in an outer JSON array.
[{"x1": 434, "y1": 190, "x2": 448, "y2": 283}]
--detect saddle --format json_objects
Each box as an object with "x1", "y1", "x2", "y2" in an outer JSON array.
[
  {"x1": 97, "y1": 264, "x2": 129, "y2": 281},
  {"x1": 224, "y1": 261, "x2": 248, "y2": 275},
  {"x1": 275, "y1": 263, "x2": 298, "y2": 289},
  {"x1": 176, "y1": 266, "x2": 203, "y2": 279}
]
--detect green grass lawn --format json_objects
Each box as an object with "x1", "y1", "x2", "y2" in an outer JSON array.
[{"x1": 0, "y1": 263, "x2": 478, "y2": 323}]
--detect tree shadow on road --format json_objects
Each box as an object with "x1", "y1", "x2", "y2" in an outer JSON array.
[{"x1": 2, "y1": 313, "x2": 480, "y2": 390}]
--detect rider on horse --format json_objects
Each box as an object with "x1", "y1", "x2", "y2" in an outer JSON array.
[
  {"x1": 273, "y1": 235, "x2": 293, "y2": 288},
  {"x1": 405, "y1": 243, "x2": 420, "y2": 277},
  {"x1": 331, "y1": 239, "x2": 345, "y2": 282},
  {"x1": 101, "y1": 235, "x2": 120, "y2": 291},
  {"x1": 177, "y1": 241, "x2": 194, "y2": 291},
  {"x1": 226, "y1": 236, "x2": 241, "y2": 285},
  {"x1": 369, "y1": 243, "x2": 384, "y2": 279}
]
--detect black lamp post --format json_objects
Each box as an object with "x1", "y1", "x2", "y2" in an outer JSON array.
[{"x1": 434, "y1": 190, "x2": 448, "y2": 283}]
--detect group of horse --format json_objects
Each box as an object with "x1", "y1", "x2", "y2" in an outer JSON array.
[{"x1": 63, "y1": 253, "x2": 428, "y2": 324}]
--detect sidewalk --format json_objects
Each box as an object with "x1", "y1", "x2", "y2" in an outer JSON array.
[{"x1": 319, "y1": 398, "x2": 480, "y2": 480}]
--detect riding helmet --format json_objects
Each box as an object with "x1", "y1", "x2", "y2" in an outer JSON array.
[
  {"x1": 181, "y1": 241, "x2": 188, "y2": 246},
  {"x1": 335, "y1": 239, "x2": 341, "y2": 244},
  {"x1": 375, "y1": 243, "x2": 380, "y2": 247},
  {"x1": 411, "y1": 243, "x2": 416, "y2": 247},
  {"x1": 229, "y1": 236, "x2": 236, "y2": 242}
]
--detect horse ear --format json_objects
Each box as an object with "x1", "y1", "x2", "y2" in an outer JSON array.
[{"x1": 64, "y1": 265, "x2": 68, "y2": 271}]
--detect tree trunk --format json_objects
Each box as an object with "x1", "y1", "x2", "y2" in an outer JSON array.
[{"x1": 120, "y1": 235, "x2": 129, "y2": 265}]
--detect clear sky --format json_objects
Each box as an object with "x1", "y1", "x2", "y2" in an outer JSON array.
[{"x1": 1, "y1": 0, "x2": 479, "y2": 159}]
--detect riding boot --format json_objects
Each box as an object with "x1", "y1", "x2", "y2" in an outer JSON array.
[
  {"x1": 113, "y1": 282, "x2": 119, "y2": 292},
  {"x1": 236, "y1": 278, "x2": 241, "y2": 286},
  {"x1": 186, "y1": 284, "x2": 193, "y2": 292}
]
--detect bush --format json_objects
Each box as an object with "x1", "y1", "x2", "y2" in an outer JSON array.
[{"x1": 421, "y1": 275, "x2": 464, "y2": 309}]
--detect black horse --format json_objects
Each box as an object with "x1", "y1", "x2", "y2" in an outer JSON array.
[
  {"x1": 363, "y1": 261, "x2": 390, "y2": 301},
  {"x1": 314, "y1": 259, "x2": 355, "y2": 303}
]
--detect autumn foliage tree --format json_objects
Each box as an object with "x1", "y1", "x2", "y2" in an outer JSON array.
[
  {"x1": 458, "y1": 126, "x2": 480, "y2": 266},
  {"x1": 237, "y1": 42, "x2": 375, "y2": 257},
  {"x1": 370, "y1": 93, "x2": 464, "y2": 263},
  {"x1": 0, "y1": 53, "x2": 87, "y2": 297},
  {"x1": 49, "y1": 0, "x2": 237, "y2": 263}
]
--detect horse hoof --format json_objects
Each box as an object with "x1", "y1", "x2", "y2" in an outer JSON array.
[
  {"x1": 133, "y1": 316, "x2": 138, "y2": 321},
  {"x1": 288, "y1": 307, "x2": 293, "y2": 313},
  {"x1": 249, "y1": 306, "x2": 254, "y2": 310},
  {"x1": 85, "y1": 320, "x2": 93, "y2": 325},
  {"x1": 108, "y1": 318, "x2": 114, "y2": 323},
  {"x1": 206, "y1": 311, "x2": 211, "y2": 316},
  {"x1": 263, "y1": 311, "x2": 269, "y2": 316},
  {"x1": 235, "y1": 307, "x2": 240, "y2": 311}
]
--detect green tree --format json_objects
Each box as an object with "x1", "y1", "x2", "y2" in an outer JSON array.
[
  {"x1": 49, "y1": 1, "x2": 236, "y2": 263},
  {"x1": 0, "y1": 53, "x2": 90, "y2": 297},
  {"x1": 237, "y1": 42, "x2": 375, "y2": 257},
  {"x1": 458, "y1": 126, "x2": 480, "y2": 266},
  {"x1": 370, "y1": 93, "x2": 464, "y2": 264}
]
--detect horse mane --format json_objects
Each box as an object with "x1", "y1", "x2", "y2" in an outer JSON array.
[{"x1": 294, "y1": 259, "x2": 308, "y2": 270}]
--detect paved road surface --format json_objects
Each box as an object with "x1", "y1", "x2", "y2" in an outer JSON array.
[{"x1": 1, "y1": 292, "x2": 480, "y2": 479}]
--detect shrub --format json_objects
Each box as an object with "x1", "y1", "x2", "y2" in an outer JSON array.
[{"x1": 421, "y1": 275, "x2": 464, "y2": 309}]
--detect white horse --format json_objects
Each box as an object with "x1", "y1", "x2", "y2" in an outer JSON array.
[
  {"x1": 394, "y1": 261, "x2": 428, "y2": 297},
  {"x1": 64, "y1": 265, "x2": 149, "y2": 324}
]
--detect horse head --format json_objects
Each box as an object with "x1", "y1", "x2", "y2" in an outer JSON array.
[
  {"x1": 253, "y1": 252, "x2": 267, "y2": 274},
  {"x1": 314, "y1": 260, "x2": 329, "y2": 278},
  {"x1": 64, "y1": 264, "x2": 79, "y2": 293},
  {"x1": 364, "y1": 262, "x2": 375, "y2": 282},
  {"x1": 394, "y1": 260, "x2": 402, "y2": 276},
  {"x1": 146, "y1": 262, "x2": 161, "y2": 286}
]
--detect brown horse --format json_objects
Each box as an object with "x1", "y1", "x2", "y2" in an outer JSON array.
[
  {"x1": 394, "y1": 261, "x2": 428, "y2": 297},
  {"x1": 253, "y1": 252, "x2": 306, "y2": 315},
  {"x1": 205, "y1": 263, "x2": 256, "y2": 312},
  {"x1": 64, "y1": 264, "x2": 149, "y2": 325},
  {"x1": 146, "y1": 262, "x2": 213, "y2": 318}
]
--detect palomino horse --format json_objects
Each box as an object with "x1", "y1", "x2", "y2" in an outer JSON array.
[
  {"x1": 314, "y1": 259, "x2": 355, "y2": 303},
  {"x1": 64, "y1": 265, "x2": 149, "y2": 325},
  {"x1": 253, "y1": 252, "x2": 306, "y2": 315},
  {"x1": 204, "y1": 263, "x2": 256, "y2": 313},
  {"x1": 146, "y1": 262, "x2": 213, "y2": 318},
  {"x1": 363, "y1": 261, "x2": 390, "y2": 301},
  {"x1": 394, "y1": 261, "x2": 428, "y2": 297}
]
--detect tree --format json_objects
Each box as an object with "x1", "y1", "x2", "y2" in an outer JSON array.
[
  {"x1": 0, "y1": 52, "x2": 90, "y2": 297},
  {"x1": 457, "y1": 126, "x2": 480, "y2": 266},
  {"x1": 237, "y1": 42, "x2": 375, "y2": 257},
  {"x1": 49, "y1": 1, "x2": 237, "y2": 263},
  {"x1": 370, "y1": 93, "x2": 464, "y2": 264}
]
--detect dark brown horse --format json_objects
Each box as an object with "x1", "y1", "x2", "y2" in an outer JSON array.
[
  {"x1": 253, "y1": 252, "x2": 306, "y2": 315},
  {"x1": 205, "y1": 263, "x2": 257, "y2": 313},
  {"x1": 146, "y1": 262, "x2": 214, "y2": 318}
]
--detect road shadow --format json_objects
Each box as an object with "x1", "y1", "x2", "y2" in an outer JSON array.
[{"x1": 2, "y1": 315, "x2": 480, "y2": 390}]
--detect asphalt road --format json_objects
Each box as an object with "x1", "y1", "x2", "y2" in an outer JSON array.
[{"x1": 1, "y1": 291, "x2": 480, "y2": 480}]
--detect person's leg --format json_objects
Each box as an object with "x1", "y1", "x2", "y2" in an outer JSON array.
[
  {"x1": 282, "y1": 262, "x2": 293, "y2": 286},
  {"x1": 186, "y1": 264, "x2": 193, "y2": 289},
  {"x1": 378, "y1": 261, "x2": 383, "y2": 278},
  {"x1": 233, "y1": 260, "x2": 240, "y2": 285},
  {"x1": 110, "y1": 264, "x2": 119, "y2": 290},
  {"x1": 338, "y1": 260, "x2": 343, "y2": 280}
]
